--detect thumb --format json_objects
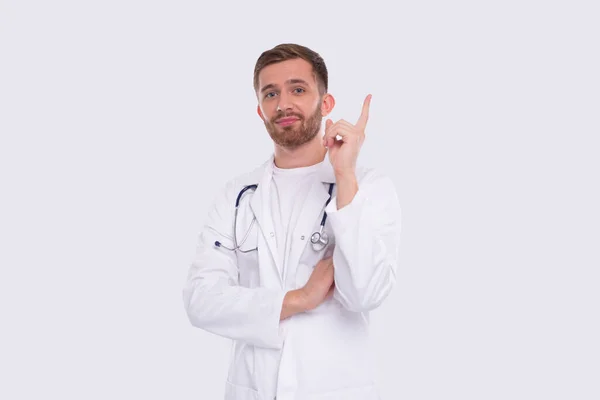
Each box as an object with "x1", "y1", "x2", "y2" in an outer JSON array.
[{"x1": 325, "y1": 118, "x2": 333, "y2": 130}]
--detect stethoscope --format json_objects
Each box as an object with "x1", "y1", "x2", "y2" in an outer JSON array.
[{"x1": 215, "y1": 182, "x2": 335, "y2": 253}]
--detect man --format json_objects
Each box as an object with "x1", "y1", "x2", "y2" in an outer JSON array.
[{"x1": 183, "y1": 43, "x2": 401, "y2": 400}]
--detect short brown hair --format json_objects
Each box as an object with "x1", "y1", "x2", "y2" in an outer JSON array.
[{"x1": 253, "y1": 43, "x2": 328, "y2": 96}]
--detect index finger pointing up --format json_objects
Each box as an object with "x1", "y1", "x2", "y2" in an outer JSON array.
[{"x1": 357, "y1": 94, "x2": 372, "y2": 129}]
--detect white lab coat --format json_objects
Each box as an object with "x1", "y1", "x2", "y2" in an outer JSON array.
[{"x1": 183, "y1": 154, "x2": 401, "y2": 400}]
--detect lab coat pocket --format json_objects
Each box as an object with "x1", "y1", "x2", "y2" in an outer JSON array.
[
  {"x1": 224, "y1": 382, "x2": 259, "y2": 400},
  {"x1": 226, "y1": 341, "x2": 257, "y2": 397}
]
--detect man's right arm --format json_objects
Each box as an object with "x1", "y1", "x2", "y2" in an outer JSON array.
[{"x1": 182, "y1": 180, "x2": 286, "y2": 349}]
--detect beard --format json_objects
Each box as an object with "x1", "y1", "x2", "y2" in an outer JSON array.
[{"x1": 264, "y1": 104, "x2": 322, "y2": 150}]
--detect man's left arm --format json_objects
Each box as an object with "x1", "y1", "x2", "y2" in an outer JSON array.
[
  {"x1": 325, "y1": 170, "x2": 402, "y2": 312},
  {"x1": 322, "y1": 94, "x2": 401, "y2": 312}
]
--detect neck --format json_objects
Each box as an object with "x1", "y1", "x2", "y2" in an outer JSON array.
[{"x1": 273, "y1": 133, "x2": 327, "y2": 169}]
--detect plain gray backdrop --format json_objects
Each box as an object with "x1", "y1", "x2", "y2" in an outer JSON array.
[{"x1": 1, "y1": 0, "x2": 598, "y2": 399}]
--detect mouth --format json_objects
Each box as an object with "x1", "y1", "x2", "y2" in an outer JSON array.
[{"x1": 276, "y1": 117, "x2": 300, "y2": 127}]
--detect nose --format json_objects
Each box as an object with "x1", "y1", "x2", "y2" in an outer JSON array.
[{"x1": 276, "y1": 92, "x2": 293, "y2": 113}]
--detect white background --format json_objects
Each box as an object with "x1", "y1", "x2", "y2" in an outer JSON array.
[{"x1": 1, "y1": 0, "x2": 598, "y2": 399}]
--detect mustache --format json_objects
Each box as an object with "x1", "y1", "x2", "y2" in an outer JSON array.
[{"x1": 272, "y1": 112, "x2": 303, "y2": 122}]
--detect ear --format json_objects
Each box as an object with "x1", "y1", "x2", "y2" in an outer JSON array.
[
  {"x1": 257, "y1": 105, "x2": 266, "y2": 121},
  {"x1": 320, "y1": 93, "x2": 335, "y2": 118}
]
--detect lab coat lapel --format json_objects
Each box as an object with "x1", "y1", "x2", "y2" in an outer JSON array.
[
  {"x1": 249, "y1": 156, "x2": 283, "y2": 286},
  {"x1": 283, "y1": 155, "x2": 337, "y2": 287}
]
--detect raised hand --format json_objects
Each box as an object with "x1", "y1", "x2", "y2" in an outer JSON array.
[{"x1": 323, "y1": 94, "x2": 372, "y2": 177}]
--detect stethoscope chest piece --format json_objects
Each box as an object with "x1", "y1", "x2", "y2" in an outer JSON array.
[{"x1": 310, "y1": 228, "x2": 329, "y2": 251}]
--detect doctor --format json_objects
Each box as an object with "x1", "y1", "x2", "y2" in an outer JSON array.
[{"x1": 183, "y1": 43, "x2": 402, "y2": 400}]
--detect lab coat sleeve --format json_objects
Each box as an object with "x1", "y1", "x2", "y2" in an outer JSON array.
[
  {"x1": 325, "y1": 169, "x2": 402, "y2": 313},
  {"x1": 182, "y1": 180, "x2": 286, "y2": 349}
]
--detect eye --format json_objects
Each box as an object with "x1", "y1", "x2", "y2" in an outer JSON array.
[
  {"x1": 293, "y1": 87, "x2": 305, "y2": 94},
  {"x1": 265, "y1": 92, "x2": 277, "y2": 99}
]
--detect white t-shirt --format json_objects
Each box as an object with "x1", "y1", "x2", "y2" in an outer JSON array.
[{"x1": 270, "y1": 161, "x2": 321, "y2": 276}]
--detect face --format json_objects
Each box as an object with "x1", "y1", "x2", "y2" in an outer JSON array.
[{"x1": 256, "y1": 58, "x2": 333, "y2": 149}]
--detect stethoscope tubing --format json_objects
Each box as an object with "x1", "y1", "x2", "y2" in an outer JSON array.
[{"x1": 216, "y1": 182, "x2": 334, "y2": 253}]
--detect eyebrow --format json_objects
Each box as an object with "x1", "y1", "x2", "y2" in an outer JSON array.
[{"x1": 260, "y1": 78, "x2": 311, "y2": 93}]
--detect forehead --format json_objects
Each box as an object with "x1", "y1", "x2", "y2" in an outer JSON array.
[{"x1": 258, "y1": 58, "x2": 316, "y2": 87}]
